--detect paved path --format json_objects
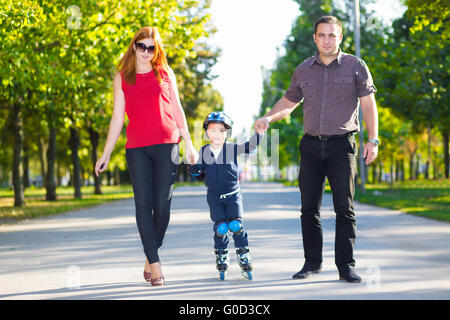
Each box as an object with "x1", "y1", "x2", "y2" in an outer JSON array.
[{"x1": 0, "y1": 182, "x2": 449, "y2": 300}]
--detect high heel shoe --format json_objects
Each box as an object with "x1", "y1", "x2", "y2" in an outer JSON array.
[
  {"x1": 143, "y1": 270, "x2": 152, "y2": 282},
  {"x1": 150, "y1": 276, "x2": 165, "y2": 286}
]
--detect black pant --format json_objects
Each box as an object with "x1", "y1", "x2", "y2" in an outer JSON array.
[
  {"x1": 126, "y1": 143, "x2": 179, "y2": 264},
  {"x1": 298, "y1": 134, "x2": 357, "y2": 273}
]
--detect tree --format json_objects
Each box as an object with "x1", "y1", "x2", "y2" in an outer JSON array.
[
  {"x1": 404, "y1": 0, "x2": 450, "y2": 178},
  {"x1": 0, "y1": 0, "x2": 46, "y2": 205},
  {"x1": 404, "y1": 0, "x2": 449, "y2": 37},
  {"x1": 1, "y1": 0, "x2": 223, "y2": 206},
  {"x1": 370, "y1": 11, "x2": 449, "y2": 178}
]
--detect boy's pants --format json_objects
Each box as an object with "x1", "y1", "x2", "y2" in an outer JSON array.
[{"x1": 207, "y1": 190, "x2": 249, "y2": 249}]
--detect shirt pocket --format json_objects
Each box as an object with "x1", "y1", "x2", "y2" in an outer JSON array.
[
  {"x1": 334, "y1": 77, "x2": 354, "y2": 85},
  {"x1": 334, "y1": 77, "x2": 354, "y2": 90},
  {"x1": 299, "y1": 80, "x2": 317, "y2": 98},
  {"x1": 334, "y1": 77, "x2": 355, "y2": 100}
]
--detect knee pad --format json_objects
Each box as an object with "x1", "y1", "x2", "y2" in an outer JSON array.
[
  {"x1": 215, "y1": 222, "x2": 229, "y2": 237},
  {"x1": 228, "y1": 219, "x2": 243, "y2": 234}
]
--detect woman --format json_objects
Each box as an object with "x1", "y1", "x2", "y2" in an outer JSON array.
[{"x1": 95, "y1": 27, "x2": 197, "y2": 286}]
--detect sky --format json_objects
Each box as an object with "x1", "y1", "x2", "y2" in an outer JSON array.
[{"x1": 208, "y1": 0, "x2": 406, "y2": 136}]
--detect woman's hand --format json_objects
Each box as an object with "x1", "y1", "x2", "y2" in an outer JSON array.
[
  {"x1": 185, "y1": 141, "x2": 199, "y2": 165},
  {"x1": 93, "y1": 72, "x2": 126, "y2": 178},
  {"x1": 95, "y1": 153, "x2": 111, "y2": 177}
]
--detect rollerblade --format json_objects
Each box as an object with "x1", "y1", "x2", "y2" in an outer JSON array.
[
  {"x1": 214, "y1": 248, "x2": 230, "y2": 280},
  {"x1": 236, "y1": 246, "x2": 253, "y2": 280}
]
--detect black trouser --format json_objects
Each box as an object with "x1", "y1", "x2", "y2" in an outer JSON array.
[
  {"x1": 298, "y1": 134, "x2": 357, "y2": 273},
  {"x1": 126, "y1": 143, "x2": 179, "y2": 264}
]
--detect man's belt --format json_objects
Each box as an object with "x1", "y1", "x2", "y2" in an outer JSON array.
[{"x1": 305, "y1": 131, "x2": 357, "y2": 141}]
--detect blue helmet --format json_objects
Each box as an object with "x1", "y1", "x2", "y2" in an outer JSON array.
[{"x1": 203, "y1": 112, "x2": 233, "y2": 137}]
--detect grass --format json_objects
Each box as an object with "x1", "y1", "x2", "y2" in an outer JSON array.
[
  {"x1": 282, "y1": 178, "x2": 449, "y2": 223},
  {"x1": 0, "y1": 185, "x2": 134, "y2": 223},
  {"x1": 0, "y1": 182, "x2": 203, "y2": 224},
  {"x1": 354, "y1": 179, "x2": 450, "y2": 223}
]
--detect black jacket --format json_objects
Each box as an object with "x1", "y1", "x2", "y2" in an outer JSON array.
[{"x1": 189, "y1": 133, "x2": 262, "y2": 195}]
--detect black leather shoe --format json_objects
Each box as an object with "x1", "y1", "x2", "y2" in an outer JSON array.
[
  {"x1": 292, "y1": 263, "x2": 322, "y2": 279},
  {"x1": 339, "y1": 269, "x2": 361, "y2": 283}
]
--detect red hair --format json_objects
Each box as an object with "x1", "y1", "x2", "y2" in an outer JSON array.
[{"x1": 117, "y1": 27, "x2": 169, "y2": 85}]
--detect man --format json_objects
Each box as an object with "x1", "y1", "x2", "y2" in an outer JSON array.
[{"x1": 254, "y1": 16, "x2": 379, "y2": 283}]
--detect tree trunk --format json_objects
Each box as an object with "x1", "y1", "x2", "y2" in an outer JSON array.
[
  {"x1": 56, "y1": 160, "x2": 61, "y2": 186},
  {"x1": 23, "y1": 143, "x2": 30, "y2": 189},
  {"x1": 12, "y1": 104, "x2": 25, "y2": 207},
  {"x1": 45, "y1": 113, "x2": 57, "y2": 201},
  {"x1": 444, "y1": 131, "x2": 449, "y2": 179},
  {"x1": 69, "y1": 126, "x2": 82, "y2": 199},
  {"x1": 395, "y1": 160, "x2": 400, "y2": 182},
  {"x1": 106, "y1": 170, "x2": 111, "y2": 186},
  {"x1": 409, "y1": 150, "x2": 416, "y2": 180},
  {"x1": 372, "y1": 163, "x2": 377, "y2": 184},
  {"x1": 114, "y1": 166, "x2": 120, "y2": 185},
  {"x1": 424, "y1": 161, "x2": 429, "y2": 179},
  {"x1": 378, "y1": 161, "x2": 383, "y2": 183},
  {"x1": 425, "y1": 127, "x2": 431, "y2": 179},
  {"x1": 38, "y1": 137, "x2": 47, "y2": 187},
  {"x1": 390, "y1": 155, "x2": 394, "y2": 185},
  {"x1": 400, "y1": 159, "x2": 405, "y2": 181},
  {"x1": 88, "y1": 127, "x2": 102, "y2": 194},
  {"x1": 432, "y1": 151, "x2": 438, "y2": 180},
  {"x1": 415, "y1": 153, "x2": 420, "y2": 180},
  {"x1": 80, "y1": 165, "x2": 85, "y2": 186}
]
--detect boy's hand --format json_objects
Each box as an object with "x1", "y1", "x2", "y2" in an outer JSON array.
[{"x1": 254, "y1": 117, "x2": 269, "y2": 135}]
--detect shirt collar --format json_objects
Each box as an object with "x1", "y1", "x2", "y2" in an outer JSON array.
[
  {"x1": 336, "y1": 48, "x2": 344, "y2": 65},
  {"x1": 310, "y1": 48, "x2": 344, "y2": 66}
]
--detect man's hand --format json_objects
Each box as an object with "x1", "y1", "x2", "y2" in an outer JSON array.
[
  {"x1": 360, "y1": 93, "x2": 379, "y2": 165},
  {"x1": 363, "y1": 142, "x2": 378, "y2": 165},
  {"x1": 254, "y1": 117, "x2": 269, "y2": 135},
  {"x1": 254, "y1": 97, "x2": 298, "y2": 135}
]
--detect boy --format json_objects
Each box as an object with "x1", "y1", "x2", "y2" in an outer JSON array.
[{"x1": 189, "y1": 112, "x2": 263, "y2": 280}]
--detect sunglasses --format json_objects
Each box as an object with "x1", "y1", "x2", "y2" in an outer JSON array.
[{"x1": 135, "y1": 42, "x2": 155, "y2": 54}]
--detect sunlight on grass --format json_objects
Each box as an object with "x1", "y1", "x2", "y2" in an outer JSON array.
[
  {"x1": 1, "y1": 182, "x2": 204, "y2": 223},
  {"x1": 282, "y1": 178, "x2": 449, "y2": 222},
  {"x1": 354, "y1": 179, "x2": 449, "y2": 222},
  {"x1": 0, "y1": 185, "x2": 134, "y2": 222}
]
